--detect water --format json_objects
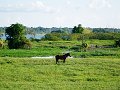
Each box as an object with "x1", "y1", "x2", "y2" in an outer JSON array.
[
  {"x1": 31, "y1": 56, "x2": 55, "y2": 59},
  {"x1": 0, "y1": 34, "x2": 45, "y2": 40},
  {"x1": 31, "y1": 56, "x2": 73, "y2": 59},
  {"x1": 26, "y1": 34, "x2": 45, "y2": 39}
]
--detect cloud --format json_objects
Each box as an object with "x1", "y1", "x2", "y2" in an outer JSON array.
[
  {"x1": 32, "y1": 1, "x2": 45, "y2": 8},
  {"x1": 89, "y1": 0, "x2": 111, "y2": 9},
  {"x1": 66, "y1": 0, "x2": 71, "y2": 5},
  {"x1": 0, "y1": 1, "x2": 55, "y2": 13}
]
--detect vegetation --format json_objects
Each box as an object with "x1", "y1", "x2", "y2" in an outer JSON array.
[
  {"x1": 0, "y1": 57, "x2": 119, "y2": 90},
  {"x1": 92, "y1": 28, "x2": 120, "y2": 33},
  {"x1": 72, "y1": 24, "x2": 84, "y2": 33},
  {"x1": 0, "y1": 40, "x2": 4, "y2": 49},
  {"x1": 0, "y1": 23, "x2": 120, "y2": 90},
  {"x1": 0, "y1": 40, "x2": 120, "y2": 58},
  {"x1": 115, "y1": 39, "x2": 120, "y2": 47},
  {"x1": 5, "y1": 23, "x2": 31, "y2": 49},
  {"x1": 41, "y1": 33, "x2": 120, "y2": 41},
  {"x1": 1, "y1": 26, "x2": 120, "y2": 37},
  {"x1": 25, "y1": 27, "x2": 72, "y2": 34}
]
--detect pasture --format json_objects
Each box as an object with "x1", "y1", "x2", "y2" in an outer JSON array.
[
  {"x1": 0, "y1": 57, "x2": 120, "y2": 90},
  {"x1": 1, "y1": 40, "x2": 120, "y2": 58},
  {"x1": 0, "y1": 40, "x2": 120, "y2": 90}
]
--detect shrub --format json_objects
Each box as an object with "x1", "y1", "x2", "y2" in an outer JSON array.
[
  {"x1": 0, "y1": 40, "x2": 4, "y2": 49},
  {"x1": 5, "y1": 23, "x2": 32, "y2": 49}
]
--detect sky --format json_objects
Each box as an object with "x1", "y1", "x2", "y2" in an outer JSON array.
[{"x1": 0, "y1": 0, "x2": 120, "y2": 28}]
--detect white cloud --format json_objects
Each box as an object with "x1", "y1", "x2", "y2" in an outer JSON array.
[
  {"x1": 89, "y1": 0, "x2": 111, "y2": 9},
  {"x1": 32, "y1": 1, "x2": 45, "y2": 8},
  {"x1": 0, "y1": 1, "x2": 56, "y2": 13},
  {"x1": 66, "y1": 0, "x2": 71, "y2": 5}
]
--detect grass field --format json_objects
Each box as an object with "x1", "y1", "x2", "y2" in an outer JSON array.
[
  {"x1": 0, "y1": 57, "x2": 120, "y2": 90},
  {"x1": 1, "y1": 40, "x2": 120, "y2": 58},
  {"x1": 0, "y1": 40, "x2": 120, "y2": 90}
]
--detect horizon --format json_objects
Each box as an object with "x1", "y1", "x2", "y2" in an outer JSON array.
[
  {"x1": 0, "y1": 0, "x2": 120, "y2": 28},
  {"x1": 1, "y1": 24, "x2": 120, "y2": 29}
]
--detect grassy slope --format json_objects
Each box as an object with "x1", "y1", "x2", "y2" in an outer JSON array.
[{"x1": 0, "y1": 57, "x2": 120, "y2": 90}]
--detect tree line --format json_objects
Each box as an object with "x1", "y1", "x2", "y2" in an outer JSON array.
[
  {"x1": 1, "y1": 26, "x2": 120, "y2": 35},
  {"x1": 1, "y1": 23, "x2": 120, "y2": 49}
]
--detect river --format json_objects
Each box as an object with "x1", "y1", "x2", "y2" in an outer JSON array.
[{"x1": 0, "y1": 34, "x2": 45, "y2": 40}]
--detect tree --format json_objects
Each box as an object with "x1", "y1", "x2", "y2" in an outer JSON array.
[
  {"x1": 115, "y1": 39, "x2": 120, "y2": 47},
  {"x1": 72, "y1": 26, "x2": 77, "y2": 33},
  {"x1": 72, "y1": 24, "x2": 84, "y2": 33},
  {"x1": 5, "y1": 23, "x2": 31, "y2": 49},
  {"x1": 0, "y1": 40, "x2": 4, "y2": 49}
]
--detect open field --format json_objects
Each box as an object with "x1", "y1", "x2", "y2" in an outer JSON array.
[
  {"x1": 0, "y1": 40, "x2": 120, "y2": 90},
  {"x1": 0, "y1": 57, "x2": 120, "y2": 90},
  {"x1": 1, "y1": 40, "x2": 120, "y2": 58}
]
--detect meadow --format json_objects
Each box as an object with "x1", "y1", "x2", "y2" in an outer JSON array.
[
  {"x1": 0, "y1": 57, "x2": 120, "y2": 90},
  {"x1": 1, "y1": 40, "x2": 120, "y2": 58},
  {"x1": 0, "y1": 40, "x2": 120, "y2": 90}
]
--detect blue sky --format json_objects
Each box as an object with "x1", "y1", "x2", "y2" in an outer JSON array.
[{"x1": 0, "y1": 0, "x2": 120, "y2": 28}]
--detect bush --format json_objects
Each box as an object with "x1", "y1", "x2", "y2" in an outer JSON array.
[
  {"x1": 115, "y1": 40, "x2": 120, "y2": 47},
  {"x1": 0, "y1": 40, "x2": 4, "y2": 49},
  {"x1": 5, "y1": 23, "x2": 32, "y2": 49},
  {"x1": 41, "y1": 33, "x2": 65, "y2": 41}
]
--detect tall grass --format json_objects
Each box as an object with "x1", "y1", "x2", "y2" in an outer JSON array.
[
  {"x1": 0, "y1": 57, "x2": 120, "y2": 90},
  {"x1": 0, "y1": 40, "x2": 119, "y2": 58},
  {"x1": 0, "y1": 47, "x2": 65, "y2": 57}
]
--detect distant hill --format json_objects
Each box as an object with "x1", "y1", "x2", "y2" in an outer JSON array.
[
  {"x1": 1, "y1": 26, "x2": 120, "y2": 34},
  {"x1": 92, "y1": 28, "x2": 120, "y2": 33}
]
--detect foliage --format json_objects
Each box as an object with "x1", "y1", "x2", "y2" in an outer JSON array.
[
  {"x1": 51, "y1": 28, "x2": 70, "y2": 34},
  {"x1": 0, "y1": 40, "x2": 4, "y2": 49},
  {"x1": 72, "y1": 24, "x2": 84, "y2": 33},
  {"x1": 42, "y1": 33, "x2": 75, "y2": 41},
  {"x1": 92, "y1": 28, "x2": 120, "y2": 33},
  {"x1": 0, "y1": 40, "x2": 120, "y2": 58},
  {"x1": 41, "y1": 32, "x2": 120, "y2": 41},
  {"x1": 88, "y1": 33, "x2": 120, "y2": 40},
  {"x1": 82, "y1": 28, "x2": 92, "y2": 34},
  {"x1": 1, "y1": 26, "x2": 120, "y2": 37},
  {"x1": 115, "y1": 39, "x2": 120, "y2": 47},
  {"x1": 5, "y1": 23, "x2": 31, "y2": 49},
  {"x1": 0, "y1": 33, "x2": 4, "y2": 39},
  {"x1": 0, "y1": 27, "x2": 5, "y2": 34},
  {"x1": 42, "y1": 33, "x2": 63, "y2": 41}
]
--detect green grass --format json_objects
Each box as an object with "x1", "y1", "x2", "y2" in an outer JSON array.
[
  {"x1": 1, "y1": 47, "x2": 120, "y2": 58},
  {"x1": 86, "y1": 39, "x2": 115, "y2": 45},
  {"x1": 0, "y1": 40, "x2": 119, "y2": 58},
  {"x1": 0, "y1": 47, "x2": 65, "y2": 57},
  {"x1": 0, "y1": 57, "x2": 120, "y2": 90},
  {"x1": 71, "y1": 48, "x2": 120, "y2": 58}
]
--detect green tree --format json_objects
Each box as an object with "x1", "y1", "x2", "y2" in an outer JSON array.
[
  {"x1": 72, "y1": 24, "x2": 84, "y2": 33},
  {"x1": 115, "y1": 39, "x2": 120, "y2": 47},
  {"x1": 5, "y1": 23, "x2": 31, "y2": 49}
]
